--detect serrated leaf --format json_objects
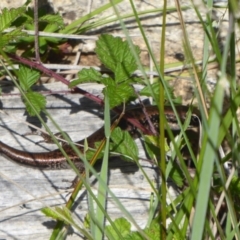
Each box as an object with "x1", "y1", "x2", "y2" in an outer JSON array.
[
  {"x1": 123, "y1": 219, "x2": 161, "y2": 240},
  {"x1": 69, "y1": 68, "x2": 103, "y2": 87},
  {"x1": 39, "y1": 13, "x2": 64, "y2": 29},
  {"x1": 110, "y1": 127, "x2": 138, "y2": 161},
  {"x1": 143, "y1": 219, "x2": 161, "y2": 240},
  {"x1": 95, "y1": 34, "x2": 140, "y2": 82},
  {"x1": 114, "y1": 62, "x2": 132, "y2": 83},
  {"x1": 105, "y1": 217, "x2": 131, "y2": 239},
  {"x1": 102, "y1": 79, "x2": 135, "y2": 108},
  {"x1": 23, "y1": 92, "x2": 46, "y2": 116},
  {"x1": 0, "y1": 7, "x2": 26, "y2": 32},
  {"x1": 18, "y1": 65, "x2": 40, "y2": 91},
  {"x1": 18, "y1": 34, "x2": 35, "y2": 43},
  {"x1": 0, "y1": 29, "x2": 27, "y2": 49},
  {"x1": 40, "y1": 14, "x2": 64, "y2": 44},
  {"x1": 124, "y1": 232, "x2": 143, "y2": 240}
]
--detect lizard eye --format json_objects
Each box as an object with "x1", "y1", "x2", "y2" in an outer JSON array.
[{"x1": 191, "y1": 115, "x2": 200, "y2": 126}]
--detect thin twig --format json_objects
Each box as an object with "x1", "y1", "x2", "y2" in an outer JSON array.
[{"x1": 34, "y1": 0, "x2": 41, "y2": 62}]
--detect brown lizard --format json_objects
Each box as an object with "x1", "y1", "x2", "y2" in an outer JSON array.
[{"x1": 0, "y1": 105, "x2": 200, "y2": 171}]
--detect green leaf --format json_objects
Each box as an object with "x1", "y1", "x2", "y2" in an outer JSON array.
[
  {"x1": 40, "y1": 13, "x2": 64, "y2": 30},
  {"x1": 83, "y1": 213, "x2": 91, "y2": 229},
  {"x1": 85, "y1": 141, "x2": 104, "y2": 160},
  {"x1": 124, "y1": 219, "x2": 162, "y2": 240},
  {"x1": 69, "y1": 68, "x2": 103, "y2": 87},
  {"x1": 143, "y1": 219, "x2": 161, "y2": 240},
  {"x1": 105, "y1": 217, "x2": 131, "y2": 240},
  {"x1": 168, "y1": 162, "x2": 185, "y2": 188},
  {"x1": 124, "y1": 232, "x2": 144, "y2": 240},
  {"x1": 38, "y1": 37, "x2": 48, "y2": 53},
  {"x1": 40, "y1": 14, "x2": 64, "y2": 44},
  {"x1": 0, "y1": 29, "x2": 27, "y2": 49},
  {"x1": 95, "y1": 34, "x2": 140, "y2": 82},
  {"x1": 226, "y1": 176, "x2": 240, "y2": 201},
  {"x1": 42, "y1": 206, "x2": 73, "y2": 223},
  {"x1": 18, "y1": 65, "x2": 40, "y2": 91},
  {"x1": 43, "y1": 206, "x2": 91, "y2": 238},
  {"x1": 102, "y1": 78, "x2": 135, "y2": 108},
  {"x1": 23, "y1": 92, "x2": 46, "y2": 116},
  {"x1": 143, "y1": 135, "x2": 168, "y2": 160},
  {"x1": 110, "y1": 127, "x2": 138, "y2": 161},
  {"x1": 0, "y1": 7, "x2": 26, "y2": 32},
  {"x1": 140, "y1": 81, "x2": 181, "y2": 104},
  {"x1": 42, "y1": 207, "x2": 62, "y2": 219}
]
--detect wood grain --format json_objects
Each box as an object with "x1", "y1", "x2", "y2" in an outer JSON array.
[{"x1": 0, "y1": 82, "x2": 176, "y2": 239}]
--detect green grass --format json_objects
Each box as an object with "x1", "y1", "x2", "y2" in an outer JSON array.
[{"x1": 1, "y1": 0, "x2": 240, "y2": 239}]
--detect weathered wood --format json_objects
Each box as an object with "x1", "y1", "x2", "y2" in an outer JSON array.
[{"x1": 0, "y1": 82, "x2": 174, "y2": 239}]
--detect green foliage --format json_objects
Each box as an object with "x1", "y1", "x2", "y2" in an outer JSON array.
[
  {"x1": 96, "y1": 34, "x2": 140, "y2": 82},
  {"x1": 143, "y1": 135, "x2": 185, "y2": 188},
  {"x1": 102, "y1": 78, "x2": 135, "y2": 108},
  {"x1": 70, "y1": 34, "x2": 140, "y2": 108},
  {"x1": 110, "y1": 127, "x2": 139, "y2": 161},
  {"x1": 143, "y1": 135, "x2": 168, "y2": 159},
  {"x1": 105, "y1": 217, "x2": 161, "y2": 240},
  {"x1": 42, "y1": 206, "x2": 92, "y2": 238},
  {"x1": 17, "y1": 65, "x2": 40, "y2": 90},
  {"x1": 23, "y1": 92, "x2": 46, "y2": 116},
  {"x1": 42, "y1": 206, "x2": 73, "y2": 222},
  {"x1": 75, "y1": 67, "x2": 103, "y2": 83},
  {"x1": 140, "y1": 81, "x2": 182, "y2": 105},
  {"x1": 105, "y1": 217, "x2": 131, "y2": 239},
  {"x1": 83, "y1": 213, "x2": 91, "y2": 229},
  {"x1": 0, "y1": 7, "x2": 26, "y2": 32},
  {"x1": 16, "y1": 65, "x2": 46, "y2": 116},
  {"x1": 0, "y1": 0, "x2": 129, "y2": 56},
  {"x1": 0, "y1": 5, "x2": 64, "y2": 54},
  {"x1": 0, "y1": 29, "x2": 27, "y2": 49},
  {"x1": 2, "y1": 0, "x2": 239, "y2": 239},
  {"x1": 0, "y1": 7, "x2": 28, "y2": 49}
]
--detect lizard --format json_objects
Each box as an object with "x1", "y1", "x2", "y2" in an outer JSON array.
[{"x1": 0, "y1": 105, "x2": 201, "y2": 171}]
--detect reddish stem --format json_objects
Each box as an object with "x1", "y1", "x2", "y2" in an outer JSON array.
[{"x1": 7, "y1": 53, "x2": 152, "y2": 134}]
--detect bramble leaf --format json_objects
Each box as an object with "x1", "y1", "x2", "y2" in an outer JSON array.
[
  {"x1": 23, "y1": 92, "x2": 46, "y2": 116},
  {"x1": 124, "y1": 219, "x2": 161, "y2": 240},
  {"x1": 72, "y1": 34, "x2": 139, "y2": 107},
  {"x1": 18, "y1": 65, "x2": 40, "y2": 91},
  {"x1": 0, "y1": 7, "x2": 26, "y2": 32},
  {"x1": 102, "y1": 77, "x2": 135, "y2": 108},
  {"x1": 0, "y1": 29, "x2": 27, "y2": 49},
  {"x1": 40, "y1": 13, "x2": 64, "y2": 29},
  {"x1": 105, "y1": 217, "x2": 131, "y2": 239},
  {"x1": 70, "y1": 67, "x2": 103, "y2": 87},
  {"x1": 96, "y1": 34, "x2": 140, "y2": 82},
  {"x1": 110, "y1": 127, "x2": 138, "y2": 161}
]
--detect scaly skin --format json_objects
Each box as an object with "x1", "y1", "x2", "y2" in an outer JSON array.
[{"x1": 0, "y1": 105, "x2": 200, "y2": 170}]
